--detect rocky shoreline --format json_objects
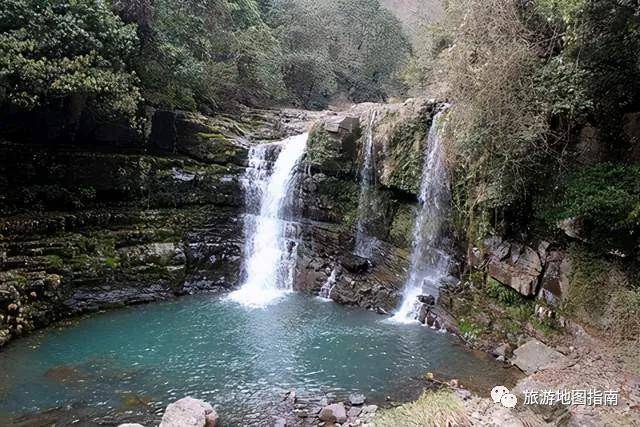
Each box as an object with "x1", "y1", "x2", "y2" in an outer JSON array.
[{"x1": 2, "y1": 101, "x2": 638, "y2": 426}]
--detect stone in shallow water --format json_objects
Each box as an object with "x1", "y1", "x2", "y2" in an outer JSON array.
[
  {"x1": 160, "y1": 397, "x2": 218, "y2": 427},
  {"x1": 349, "y1": 393, "x2": 366, "y2": 406},
  {"x1": 319, "y1": 402, "x2": 347, "y2": 423}
]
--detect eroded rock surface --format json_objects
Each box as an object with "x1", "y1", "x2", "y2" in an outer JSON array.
[{"x1": 160, "y1": 397, "x2": 218, "y2": 427}]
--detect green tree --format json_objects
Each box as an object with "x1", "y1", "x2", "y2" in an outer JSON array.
[
  {"x1": 137, "y1": 0, "x2": 284, "y2": 111},
  {"x1": 0, "y1": 0, "x2": 141, "y2": 121},
  {"x1": 271, "y1": 0, "x2": 410, "y2": 108}
]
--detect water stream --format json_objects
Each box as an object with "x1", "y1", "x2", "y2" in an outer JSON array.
[
  {"x1": 229, "y1": 133, "x2": 308, "y2": 308},
  {"x1": 318, "y1": 268, "x2": 338, "y2": 300},
  {"x1": 354, "y1": 111, "x2": 378, "y2": 258},
  {"x1": 391, "y1": 110, "x2": 452, "y2": 323}
]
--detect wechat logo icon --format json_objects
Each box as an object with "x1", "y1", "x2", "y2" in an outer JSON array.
[{"x1": 491, "y1": 385, "x2": 518, "y2": 408}]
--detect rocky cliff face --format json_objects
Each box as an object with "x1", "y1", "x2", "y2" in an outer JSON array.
[
  {"x1": 0, "y1": 100, "x2": 441, "y2": 347},
  {"x1": 292, "y1": 100, "x2": 444, "y2": 310},
  {"x1": 0, "y1": 107, "x2": 322, "y2": 347}
]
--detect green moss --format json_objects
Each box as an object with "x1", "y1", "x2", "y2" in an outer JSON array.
[
  {"x1": 306, "y1": 126, "x2": 343, "y2": 171},
  {"x1": 196, "y1": 132, "x2": 229, "y2": 141},
  {"x1": 382, "y1": 115, "x2": 428, "y2": 194},
  {"x1": 316, "y1": 175, "x2": 359, "y2": 225},
  {"x1": 45, "y1": 255, "x2": 64, "y2": 269},
  {"x1": 104, "y1": 257, "x2": 120, "y2": 269},
  {"x1": 486, "y1": 277, "x2": 527, "y2": 305},
  {"x1": 389, "y1": 203, "x2": 415, "y2": 248},
  {"x1": 458, "y1": 317, "x2": 485, "y2": 342}
]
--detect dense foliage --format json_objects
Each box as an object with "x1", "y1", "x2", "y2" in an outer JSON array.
[
  {"x1": 0, "y1": 0, "x2": 410, "y2": 122},
  {"x1": 0, "y1": 0, "x2": 140, "y2": 121},
  {"x1": 129, "y1": 0, "x2": 285, "y2": 110},
  {"x1": 270, "y1": 0, "x2": 410, "y2": 108},
  {"x1": 405, "y1": 0, "x2": 640, "y2": 257},
  {"x1": 545, "y1": 163, "x2": 640, "y2": 252}
]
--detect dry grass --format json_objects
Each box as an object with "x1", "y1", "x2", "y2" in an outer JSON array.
[{"x1": 374, "y1": 390, "x2": 469, "y2": 427}]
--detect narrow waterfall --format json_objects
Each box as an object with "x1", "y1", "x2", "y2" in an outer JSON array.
[
  {"x1": 391, "y1": 110, "x2": 452, "y2": 323},
  {"x1": 229, "y1": 133, "x2": 308, "y2": 308},
  {"x1": 354, "y1": 111, "x2": 378, "y2": 258},
  {"x1": 318, "y1": 268, "x2": 338, "y2": 301}
]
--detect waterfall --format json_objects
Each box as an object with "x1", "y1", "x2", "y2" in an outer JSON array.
[
  {"x1": 318, "y1": 268, "x2": 338, "y2": 301},
  {"x1": 354, "y1": 111, "x2": 378, "y2": 258},
  {"x1": 390, "y1": 110, "x2": 452, "y2": 323},
  {"x1": 229, "y1": 133, "x2": 308, "y2": 308}
]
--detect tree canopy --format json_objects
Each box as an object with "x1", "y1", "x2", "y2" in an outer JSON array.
[
  {"x1": 0, "y1": 0, "x2": 411, "y2": 121},
  {"x1": 0, "y1": 0, "x2": 140, "y2": 120}
]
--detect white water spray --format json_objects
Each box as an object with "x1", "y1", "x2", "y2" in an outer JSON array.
[
  {"x1": 390, "y1": 110, "x2": 452, "y2": 323},
  {"x1": 229, "y1": 133, "x2": 308, "y2": 308}
]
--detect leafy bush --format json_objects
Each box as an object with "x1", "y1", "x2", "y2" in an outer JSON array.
[{"x1": 458, "y1": 317, "x2": 484, "y2": 342}]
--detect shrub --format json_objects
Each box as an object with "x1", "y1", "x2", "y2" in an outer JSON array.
[
  {"x1": 486, "y1": 278, "x2": 526, "y2": 306},
  {"x1": 458, "y1": 317, "x2": 484, "y2": 342},
  {"x1": 375, "y1": 389, "x2": 468, "y2": 427},
  {"x1": 605, "y1": 289, "x2": 640, "y2": 342}
]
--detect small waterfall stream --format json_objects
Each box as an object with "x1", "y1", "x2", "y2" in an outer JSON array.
[
  {"x1": 229, "y1": 133, "x2": 308, "y2": 308},
  {"x1": 354, "y1": 111, "x2": 378, "y2": 258},
  {"x1": 318, "y1": 267, "x2": 338, "y2": 300},
  {"x1": 391, "y1": 110, "x2": 452, "y2": 323}
]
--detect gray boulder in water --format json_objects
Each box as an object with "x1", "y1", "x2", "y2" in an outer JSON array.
[
  {"x1": 349, "y1": 393, "x2": 366, "y2": 405},
  {"x1": 160, "y1": 397, "x2": 218, "y2": 427},
  {"x1": 319, "y1": 402, "x2": 347, "y2": 423}
]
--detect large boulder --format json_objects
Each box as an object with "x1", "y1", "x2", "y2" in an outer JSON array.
[
  {"x1": 487, "y1": 241, "x2": 543, "y2": 296},
  {"x1": 511, "y1": 339, "x2": 568, "y2": 375},
  {"x1": 306, "y1": 114, "x2": 361, "y2": 175},
  {"x1": 539, "y1": 250, "x2": 572, "y2": 305},
  {"x1": 318, "y1": 402, "x2": 348, "y2": 424},
  {"x1": 160, "y1": 397, "x2": 218, "y2": 427}
]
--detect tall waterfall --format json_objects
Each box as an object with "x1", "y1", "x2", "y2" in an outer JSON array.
[
  {"x1": 229, "y1": 133, "x2": 308, "y2": 308},
  {"x1": 391, "y1": 110, "x2": 452, "y2": 323},
  {"x1": 354, "y1": 111, "x2": 377, "y2": 258}
]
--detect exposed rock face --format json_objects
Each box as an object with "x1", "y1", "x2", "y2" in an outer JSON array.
[
  {"x1": 293, "y1": 99, "x2": 443, "y2": 310},
  {"x1": 487, "y1": 241, "x2": 543, "y2": 296},
  {"x1": 539, "y1": 251, "x2": 572, "y2": 305},
  {"x1": 160, "y1": 397, "x2": 218, "y2": 427},
  {"x1": 511, "y1": 339, "x2": 568, "y2": 375},
  {"x1": 319, "y1": 402, "x2": 347, "y2": 424},
  {"x1": 0, "y1": 99, "x2": 441, "y2": 346},
  {"x1": 0, "y1": 108, "x2": 316, "y2": 347}
]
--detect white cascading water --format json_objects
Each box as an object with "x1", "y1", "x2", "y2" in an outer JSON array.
[
  {"x1": 354, "y1": 111, "x2": 378, "y2": 258},
  {"x1": 318, "y1": 268, "x2": 337, "y2": 301},
  {"x1": 229, "y1": 133, "x2": 308, "y2": 308},
  {"x1": 390, "y1": 110, "x2": 452, "y2": 323}
]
